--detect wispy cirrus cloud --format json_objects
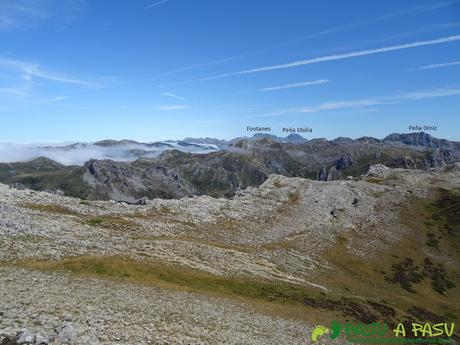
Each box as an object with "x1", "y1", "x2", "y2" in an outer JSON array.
[
  {"x1": 394, "y1": 88, "x2": 460, "y2": 100},
  {"x1": 51, "y1": 96, "x2": 68, "y2": 102},
  {"x1": 0, "y1": 57, "x2": 99, "y2": 88},
  {"x1": 375, "y1": 22, "x2": 460, "y2": 44},
  {"x1": 259, "y1": 79, "x2": 328, "y2": 92},
  {"x1": 0, "y1": 87, "x2": 30, "y2": 99},
  {"x1": 162, "y1": 92, "x2": 186, "y2": 101},
  {"x1": 157, "y1": 104, "x2": 190, "y2": 111},
  {"x1": 0, "y1": 0, "x2": 48, "y2": 30},
  {"x1": 254, "y1": 87, "x2": 460, "y2": 117},
  {"x1": 155, "y1": 1, "x2": 460, "y2": 86},
  {"x1": 0, "y1": 0, "x2": 86, "y2": 31},
  {"x1": 160, "y1": 35, "x2": 460, "y2": 86},
  {"x1": 298, "y1": 87, "x2": 460, "y2": 113},
  {"x1": 417, "y1": 60, "x2": 460, "y2": 70},
  {"x1": 152, "y1": 54, "x2": 248, "y2": 81},
  {"x1": 0, "y1": 84, "x2": 75, "y2": 107},
  {"x1": 291, "y1": 1, "x2": 460, "y2": 43},
  {"x1": 145, "y1": 0, "x2": 169, "y2": 10}
]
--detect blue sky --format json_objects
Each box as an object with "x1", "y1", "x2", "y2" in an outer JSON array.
[{"x1": 1, "y1": 0, "x2": 460, "y2": 142}]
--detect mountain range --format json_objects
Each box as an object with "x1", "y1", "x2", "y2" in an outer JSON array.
[{"x1": 1, "y1": 132, "x2": 459, "y2": 202}]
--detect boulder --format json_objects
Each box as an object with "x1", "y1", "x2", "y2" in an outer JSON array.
[
  {"x1": 55, "y1": 322, "x2": 76, "y2": 344},
  {"x1": 8, "y1": 183, "x2": 26, "y2": 190},
  {"x1": 366, "y1": 164, "x2": 391, "y2": 178},
  {"x1": 136, "y1": 197, "x2": 149, "y2": 205}
]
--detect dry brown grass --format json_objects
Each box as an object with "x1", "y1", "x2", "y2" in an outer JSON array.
[
  {"x1": 23, "y1": 202, "x2": 139, "y2": 232},
  {"x1": 22, "y1": 203, "x2": 81, "y2": 217},
  {"x1": 288, "y1": 192, "x2": 300, "y2": 203},
  {"x1": 86, "y1": 215, "x2": 137, "y2": 231}
]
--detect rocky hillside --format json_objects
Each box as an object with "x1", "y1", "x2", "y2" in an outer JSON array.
[
  {"x1": 0, "y1": 164, "x2": 459, "y2": 344},
  {"x1": 0, "y1": 132, "x2": 459, "y2": 202},
  {"x1": 82, "y1": 159, "x2": 198, "y2": 202}
]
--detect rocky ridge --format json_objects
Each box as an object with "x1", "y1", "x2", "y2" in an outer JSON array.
[{"x1": 1, "y1": 164, "x2": 459, "y2": 344}]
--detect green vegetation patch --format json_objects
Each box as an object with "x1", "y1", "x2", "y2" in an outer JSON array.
[
  {"x1": 17, "y1": 255, "x2": 318, "y2": 303},
  {"x1": 87, "y1": 217, "x2": 104, "y2": 226},
  {"x1": 14, "y1": 255, "x2": 395, "y2": 323},
  {"x1": 1, "y1": 163, "x2": 90, "y2": 200},
  {"x1": 318, "y1": 190, "x2": 460, "y2": 327},
  {"x1": 364, "y1": 177, "x2": 386, "y2": 185},
  {"x1": 22, "y1": 203, "x2": 81, "y2": 217},
  {"x1": 385, "y1": 257, "x2": 424, "y2": 293},
  {"x1": 385, "y1": 257, "x2": 455, "y2": 295},
  {"x1": 303, "y1": 296, "x2": 397, "y2": 324},
  {"x1": 382, "y1": 189, "x2": 459, "y2": 295},
  {"x1": 432, "y1": 188, "x2": 460, "y2": 239},
  {"x1": 86, "y1": 216, "x2": 136, "y2": 231},
  {"x1": 23, "y1": 203, "x2": 137, "y2": 232}
]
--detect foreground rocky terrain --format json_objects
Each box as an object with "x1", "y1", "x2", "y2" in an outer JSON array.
[
  {"x1": 0, "y1": 164, "x2": 459, "y2": 344},
  {"x1": 1, "y1": 132, "x2": 459, "y2": 202}
]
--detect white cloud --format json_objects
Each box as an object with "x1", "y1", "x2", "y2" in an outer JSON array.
[
  {"x1": 145, "y1": 0, "x2": 169, "y2": 10},
  {"x1": 255, "y1": 87, "x2": 460, "y2": 117},
  {"x1": 163, "y1": 35, "x2": 460, "y2": 86},
  {"x1": 299, "y1": 99, "x2": 390, "y2": 113},
  {"x1": 162, "y1": 92, "x2": 186, "y2": 101},
  {"x1": 0, "y1": 87, "x2": 30, "y2": 99},
  {"x1": 395, "y1": 88, "x2": 460, "y2": 100},
  {"x1": 0, "y1": 0, "x2": 86, "y2": 31},
  {"x1": 249, "y1": 36, "x2": 460, "y2": 76},
  {"x1": 155, "y1": 2, "x2": 460, "y2": 86},
  {"x1": 0, "y1": 141, "x2": 218, "y2": 165},
  {"x1": 0, "y1": 0, "x2": 48, "y2": 30},
  {"x1": 52, "y1": 96, "x2": 68, "y2": 102},
  {"x1": 157, "y1": 104, "x2": 190, "y2": 110},
  {"x1": 292, "y1": 1, "x2": 460, "y2": 42},
  {"x1": 152, "y1": 54, "x2": 248, "y2": 81},
  {"x1": 259, "y1": 79, "x2": 328, "y2": 92},
  {"x1": 418, "y1": 60, "x2": 460, "y2": 69},
  {"x1": 0, "y1": 58, "x2": 97, "y2": 88}
]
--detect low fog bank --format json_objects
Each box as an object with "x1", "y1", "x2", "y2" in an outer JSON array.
[{"x1": 0, "y1": 141, "x2": 219, "y2": 165}]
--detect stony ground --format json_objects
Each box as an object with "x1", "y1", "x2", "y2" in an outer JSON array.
[
  {"x1": 0, "y1": 267, "x2": 324, "y2": 345},
  {"x1": 1, "y1": 164, "x2": 459, "y2": 344}
]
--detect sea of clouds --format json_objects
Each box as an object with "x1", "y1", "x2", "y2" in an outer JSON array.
[{"x1": 0, "y1": 141, "x2": 219, "y2": 165}]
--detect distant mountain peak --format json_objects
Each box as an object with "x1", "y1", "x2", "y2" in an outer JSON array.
[
  {"x1": 383, "y1": 132, "x2": 454, "y2": 149},
  {"x1": 95, "y1": 139, "x2": 140, "y2": 147},
  {"x1": 284, "y1": 133, "x2": 308, "y2": 144},
  {"x1": 249, "y1": 133, "x2": 308, "y2": 144}
]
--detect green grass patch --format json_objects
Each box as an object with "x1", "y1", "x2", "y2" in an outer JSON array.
[
  {"x1": 22, "y1": 203, "x2": 81, "y2": 217},
  {"x1": 85, "y1": 216, "x2": 136, "y2": 230},
  {"x1": 12, "y1": 255, "x2": 412, "y2": 324},
  {"x1": 16, "y1": 256, "x2": 322, "y2": 305},
  {"x1": 365, "y1": 177, "x2": 386, "y2": 185},
  {"x1": 87, "y1": 217, "x2": 104, "y2": 226}
]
